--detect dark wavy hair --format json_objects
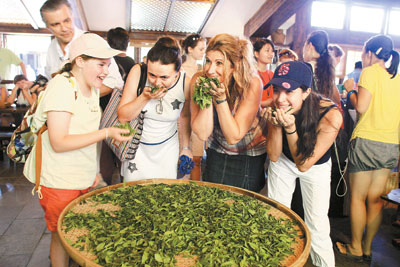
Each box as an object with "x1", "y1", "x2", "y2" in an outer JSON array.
[
  {"x1": 107, "y1": 27, "x2": 130, "y2": 51},
  {"x1": 147, "y1": 36, "x2": 182, "y2": 71},
  {"x1": 294, "y1": 87, "x2": 323, "y2": 163},
  {"x1": 364, "y1": 35, "x2": 399, "y2": 78},
  {"x1": 306, "y1": 31, "x2": 335, "y2": 100}
]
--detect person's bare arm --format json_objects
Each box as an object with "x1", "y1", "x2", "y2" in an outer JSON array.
[
  {"x1": 214, "y1": 75, "x2": 262, "y2": 144},
  {"x1": 348, "y1": 86, "x2": 371, "y2": 114},
  {"x1": 19, "y1": 62, "x2": 27, "y2": 77},
  {"x1": 47, "y1": 111, "x2": 131, "y2": 153},
  {"x1": 179, "y1": 76, "x2": 192, "y2": 158},
  {"x1": 6, "y1": 85, "x2": 18, "y2": 104},
  {"x1": 118, "y1": 64, "x2": 167, "y2": 123},
  {"x1": 285, "y1": 107, "x2": 342, "y2": 172}
]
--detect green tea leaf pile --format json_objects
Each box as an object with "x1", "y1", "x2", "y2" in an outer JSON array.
[
  {"x1": 62, "y1": 183, "x2": 300, "y2": 266},
  {"x1": 192, "y1": 77, "x2": 220, "y2": 109}
]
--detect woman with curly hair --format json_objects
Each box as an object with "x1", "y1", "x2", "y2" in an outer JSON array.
[{"x1": 191, "y1": 33, "x2": 267, "y2": 192}]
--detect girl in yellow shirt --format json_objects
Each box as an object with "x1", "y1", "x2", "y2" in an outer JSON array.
[{"x1": 336, "y1": 35, "x2": 400, "y2": 263}]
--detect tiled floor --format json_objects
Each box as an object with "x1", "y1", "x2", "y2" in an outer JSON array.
[{"x1": 0, "y1": 157, "x2": 399, "y2": 267}]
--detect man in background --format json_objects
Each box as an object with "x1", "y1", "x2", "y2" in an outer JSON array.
[
  {"x1": 0, "y1": 38, "x2": 27, "y2": 80},
  {"x1": 40, "y1": 0, "x2": 123, "y2": 91},
  {"x1": 346, "y1": 61, "x2": 362, "y2": 87},
  {"x1": 40, "y1": 0, "x2": 83, "y2": 78}
]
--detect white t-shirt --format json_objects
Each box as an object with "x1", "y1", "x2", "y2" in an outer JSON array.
[
  {"x1": 23, "y1": 73, "x2": 101, "y2": 190},
  {"x1": 45, "y1": 27, "x2": 84, "y2": 79},
  {"x1": 44, "y1": 27, "x2": 123, "y2": 90}
]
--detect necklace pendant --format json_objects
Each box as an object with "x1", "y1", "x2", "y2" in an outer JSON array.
[{"x1": 156, "y1": 98, "x2": 163, "y2": 114}]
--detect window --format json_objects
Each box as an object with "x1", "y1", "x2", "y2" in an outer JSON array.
[
  {"x1": 388, "y1": 9, "x2": 400, "y2": 36},
  {"x1": 140, "y1": 47, "x2": 151, "y2": 63},
  {"x1": 345, "y1": 50, "x2": 362, "y2": 77},
  {"x1": 4, "y1": 34, "x2": 51, "y2": 88},
  {"x1": 311, "y1": 1, "x2": 346, "y2": 29},
  {"x1": 349, "y1": 6, "x2": 384, "y2": 33}
]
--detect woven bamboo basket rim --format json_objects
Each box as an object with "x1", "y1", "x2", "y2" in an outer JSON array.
[{"x1": 58, "y1": 179, "x2": 311, "y2": 267}]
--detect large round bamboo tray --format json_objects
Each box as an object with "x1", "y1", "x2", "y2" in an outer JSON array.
[{"x1": 58, "y1": 179, "x2": 311, "y2": 267}]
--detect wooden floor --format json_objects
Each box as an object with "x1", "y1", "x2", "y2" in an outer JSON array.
[{"x1": 0, "y1": 156, "x2": 399, "y2": 267}]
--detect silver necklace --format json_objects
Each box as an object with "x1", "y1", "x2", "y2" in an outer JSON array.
[{"x1": 156, "y1": 98, "x2": 163, "y2": 114}]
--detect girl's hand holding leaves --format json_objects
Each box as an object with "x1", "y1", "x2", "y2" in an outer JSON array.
[{"x1": 108, "y1": 126, "x2": 133, "y2": 142}]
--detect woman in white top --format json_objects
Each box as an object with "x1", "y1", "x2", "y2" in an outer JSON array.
[
  {"x1": 23, "y1": 33, "x2": 131, "y2": 267},
  {"x1": 118, "y1": 36, "x2": 192, "y2": 181}
]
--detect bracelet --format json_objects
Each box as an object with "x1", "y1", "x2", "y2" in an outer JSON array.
[
  {"x1": 215, "y1": 98, "x2": 227, "y2": 104},
  {"x1": 182, "y1": 146, "x2": 191, "y2": 150},
  {"x1": 105, "y1": 128, "x2": 108, "y2": 139},
  {"x1": 347, "y1": 90, "x2": 358, "y2": 100},
  {"x1": 285, "y1": 129, "x2": 297, "y2": 135}
]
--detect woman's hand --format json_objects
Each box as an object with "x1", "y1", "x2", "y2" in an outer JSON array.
[
  {"x1": 107, "y1": 127, "x2": 133, "y2": 143},
  {"x1": 209, "y1": 80, "x2": 227, "y2": 101},
  {"x1": 30, "y1": 84, "x2": 46, "y2": 95},
  {"x1": 90, "y1": 173, "x2": 101, "y2": 189},
  {"x1": 274, "y1": 108, "x2": 295, "y2": 130},
  {"x1": 263, "y1": 107, "x2": 280, "y2": 127},
  {"x1": 343, "y1": 78, "x2": 355, "y2": 92},
  {"x1": 263, "y1": 107, "x2": 295, "y2": 129},
  {"x1": 142, "y1": 86, "x2": 168, "y2": 99},
  {"x1": 180, "y1": 147, "x2": 193, "y2": 159}
]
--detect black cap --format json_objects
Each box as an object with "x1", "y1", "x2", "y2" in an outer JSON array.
[{"x1": 264, "y1": 61, "x2": 312, "y2": 91}]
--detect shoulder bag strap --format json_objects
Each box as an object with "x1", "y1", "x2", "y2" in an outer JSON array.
[
  {"x1": 34, "y1": 123, "x2": 48, "y2": 199},
  {"x1": 34, "y1": 75, "x2": 77, "y2": 198}
]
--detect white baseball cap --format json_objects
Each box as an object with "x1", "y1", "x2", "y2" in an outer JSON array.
[{"x1": 69, "y1": 33, "x2": 121, "y2": 62}]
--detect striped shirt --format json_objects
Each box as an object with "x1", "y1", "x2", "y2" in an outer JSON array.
[{"x1": 208, "y1": 108, "x2": 267, "y2": 156}]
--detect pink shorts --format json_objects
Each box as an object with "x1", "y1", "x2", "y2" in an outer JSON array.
[{"x1": 39, "y1": 186, "x2": 89, "y2": 232}]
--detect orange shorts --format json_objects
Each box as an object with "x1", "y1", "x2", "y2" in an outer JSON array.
[{"x1": 39, "y1": 186, "x2": 89, "y2": 232}]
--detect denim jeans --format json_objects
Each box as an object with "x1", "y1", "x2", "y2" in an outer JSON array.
[{"x1": 204, "y1": 148, "x2": 266, "y2": 192}]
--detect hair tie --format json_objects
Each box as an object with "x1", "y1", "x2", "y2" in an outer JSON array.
[{"x1": 375, "y1": 47, "x2": 382, "y2": 55}]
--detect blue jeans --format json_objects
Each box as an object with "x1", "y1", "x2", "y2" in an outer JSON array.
[{"x1": 204, "y1": 148, "x2": 266, "y2": 192}]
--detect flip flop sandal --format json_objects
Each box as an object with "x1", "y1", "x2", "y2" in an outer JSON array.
[{"x1": 334, "y1": 242, "x2": 363, "y2": 262}]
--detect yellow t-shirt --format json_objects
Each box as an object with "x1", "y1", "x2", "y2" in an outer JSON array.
[
  {"x1": 23, "y1": 74, "x2": 101, "y2": 189},
  {"x1": 351, "y1": 63, "x2": 400, "y2": 144}
]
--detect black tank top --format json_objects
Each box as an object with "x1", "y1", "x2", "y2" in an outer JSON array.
[{"x1": 282, "y1": 104, "x2": 337, "y2": 165}]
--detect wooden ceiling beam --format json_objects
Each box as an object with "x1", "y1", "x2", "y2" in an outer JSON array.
[
  {"x1": 0, "y1": 23, "x2": 50, "y2": 35},
  {"x1": 244, "y1": 0, "x2": 310, "y2": 38}
]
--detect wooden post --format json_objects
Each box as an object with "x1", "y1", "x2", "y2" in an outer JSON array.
[{"x1": 290, "y1": 1, "x2": 312, "y2": 61}]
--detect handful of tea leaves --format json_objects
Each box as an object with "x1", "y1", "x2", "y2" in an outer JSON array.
[
  {"x1": 271, "y1": 106, "x2": 293, "y2": 117},
  {"x1": 114, "y1": 122, "x2": 136, "y2": 136},
  {"x1": 150, "y1": 86, "x2": 161, "y2": 93},
  {"x1": 193, "y1": 76, "x2": 220, "y2": 109}
]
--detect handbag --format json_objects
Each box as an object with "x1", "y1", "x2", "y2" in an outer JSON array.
[{"x1": 100, "y1": 64, "x2": 147, "y2": 161}]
